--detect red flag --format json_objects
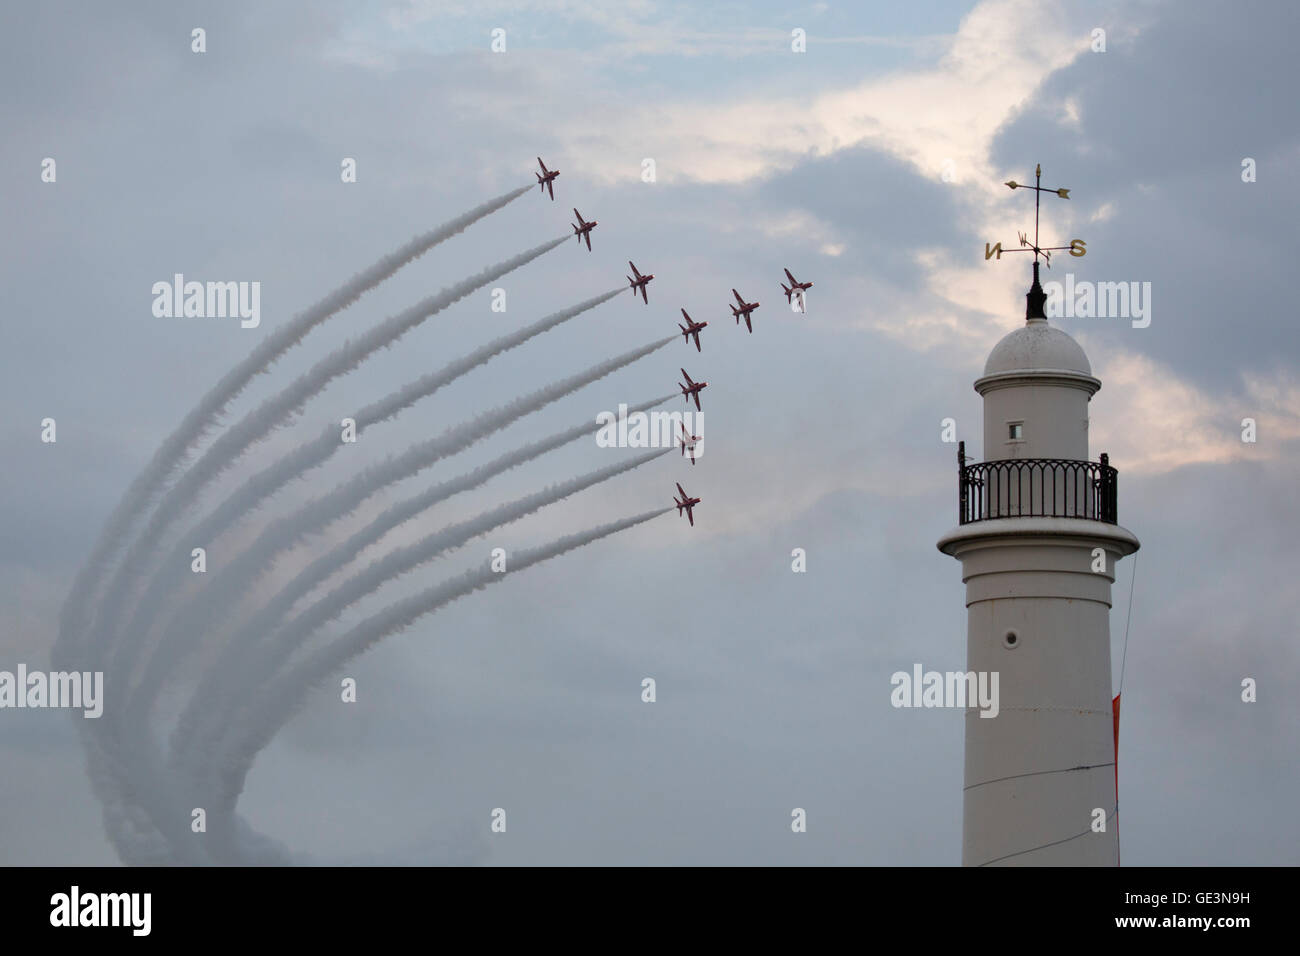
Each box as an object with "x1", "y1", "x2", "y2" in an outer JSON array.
[
  {"x1": 1113, "y1": 693, "x2": 1121, "y2": 866},
  {"x1": 1112, "y1": 693, "x2": 1121, "y2": 800}
]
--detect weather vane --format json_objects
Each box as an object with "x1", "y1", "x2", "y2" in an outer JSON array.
[{"x1": 984, "y1": 163, "x2": 1086, "y2": 268}]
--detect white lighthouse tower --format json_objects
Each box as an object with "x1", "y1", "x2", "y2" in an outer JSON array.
[{"x1": 938, "y1": 249, "x2": 1139, "y2": 866}]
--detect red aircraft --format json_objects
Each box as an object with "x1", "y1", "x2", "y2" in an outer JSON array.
[
  {"x1": 627, "y1": 261, "x2": 654, "y2": 303},
  {"x1": 679, "y1": 423, "x2": 701, "y2": 465},
  {"x1": 730, "y1": 288, "x2": 760, "y2": 332},
  {"x1": 678, "y1": 309, "x2": 707, "y2": 352},
  {"x1": 674, "y1": 482, "x2": 702, "y2": 526},
  {"x1": 572, "y1": 208, "x2": 598, "y2": 251},
  {"x1": 781, "y1": 268, "x2": 813, "y2": 310},
  {"x1": 535, "y1": 157, "x2": 559, "y2": 200},
  {"x1": 678, "y1": 368, "x2": 708, "y2": 411}
]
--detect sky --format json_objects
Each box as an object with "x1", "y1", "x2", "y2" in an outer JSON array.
[{"x1": 0, "y1": 0, "x2": 1297, "y2": 865}]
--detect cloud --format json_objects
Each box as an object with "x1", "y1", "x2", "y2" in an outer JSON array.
[{"x1": 524, "y1": 0, "x2": 1089, "y2": 186}]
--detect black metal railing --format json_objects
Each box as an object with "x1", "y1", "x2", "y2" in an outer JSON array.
[{"x1": 957, "y1": 441, "x2": 1117, "y2": 525}]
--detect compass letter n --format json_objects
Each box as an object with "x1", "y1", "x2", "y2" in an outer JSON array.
[{"x1": 985, "y1": 242, "x2": 1003, "y2": 260}]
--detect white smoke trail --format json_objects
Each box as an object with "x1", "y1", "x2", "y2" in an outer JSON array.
[
  {"x1": 121, "y1": 336, "x2": 676, "y2": 727},
  {"x1": 61, "y1": 185, "x2": 533, "y2": 867},
  {"x1": 119, "y1": 287, "x2": 624, "y2": 658},
  {"x1": 206, "y1": 506, "x2": 672, "y2": 859},
  {"x1": 170, "y1": 393, "x2": 675, "y2": 762},
  {"x1": 84, "y1": 227, "x2": 561, "y2": 863},
  {"x1": 65, "y1": 705, "x2": 226, "y2": 866},
  {"x1": 99, "y1": 234, "x2": 569, "y2": 690},
  {"x1": 54, "y1": 184, "x2": 531, "y2": 673},
  {"x1": 74, "y1": 722, "x2": 194, "y2": 865},
  {"x1": 179, "y1": 447, "x2": 672, "y2": 781}
]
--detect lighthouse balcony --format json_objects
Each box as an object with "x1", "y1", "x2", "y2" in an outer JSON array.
[{"x1": 957, "y1": 442, "x2": 1118, "y2": 525}]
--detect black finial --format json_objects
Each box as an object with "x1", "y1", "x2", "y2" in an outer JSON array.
[{"x1": 1026, "y1": 261, "x2": 1046, "y2": 321}]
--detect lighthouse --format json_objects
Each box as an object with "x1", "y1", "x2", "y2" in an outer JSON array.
[{"x1": 937, "y1": 256, "x2": 1140, "y2": 866}]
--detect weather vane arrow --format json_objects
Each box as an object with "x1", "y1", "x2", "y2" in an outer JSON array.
[{"x1": 984, "y1": 163, "x2": 1087, "y2": 267}]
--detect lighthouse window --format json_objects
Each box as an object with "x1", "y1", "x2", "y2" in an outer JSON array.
[{"x1": 1008, "y1": 422, "x2": 1024, "y2": 441}]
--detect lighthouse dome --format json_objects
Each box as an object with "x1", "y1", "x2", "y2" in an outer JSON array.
[{"x1": 983, "y1": 320, "x2": 1091, "y2": 377}]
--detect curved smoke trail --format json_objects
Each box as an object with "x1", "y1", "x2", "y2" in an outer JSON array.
[
  {"x1": 99, "y1": 234, "x2": 569, "y2": 690},
  {"x1": 170, "y1": 393, "x2": 675, "y2": 764},
  {"x1": 61, "y1": 185, "x2": 536, "y2": 866},
  {"x1": 119, "y1": 336, "x2": 675, "y2": 730},
  {"x1": 118, "y1": 288, "x2": 625, "y2": 663},
  {"x1": 205, "y1": 507, "x2": 672, "y2": 858},
  {"x1": 179, "y1": 448, "x2": 672, "y2": 782},
  {"x1": 54, "y1": 184, "x2": 530, "y2": 672}
]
